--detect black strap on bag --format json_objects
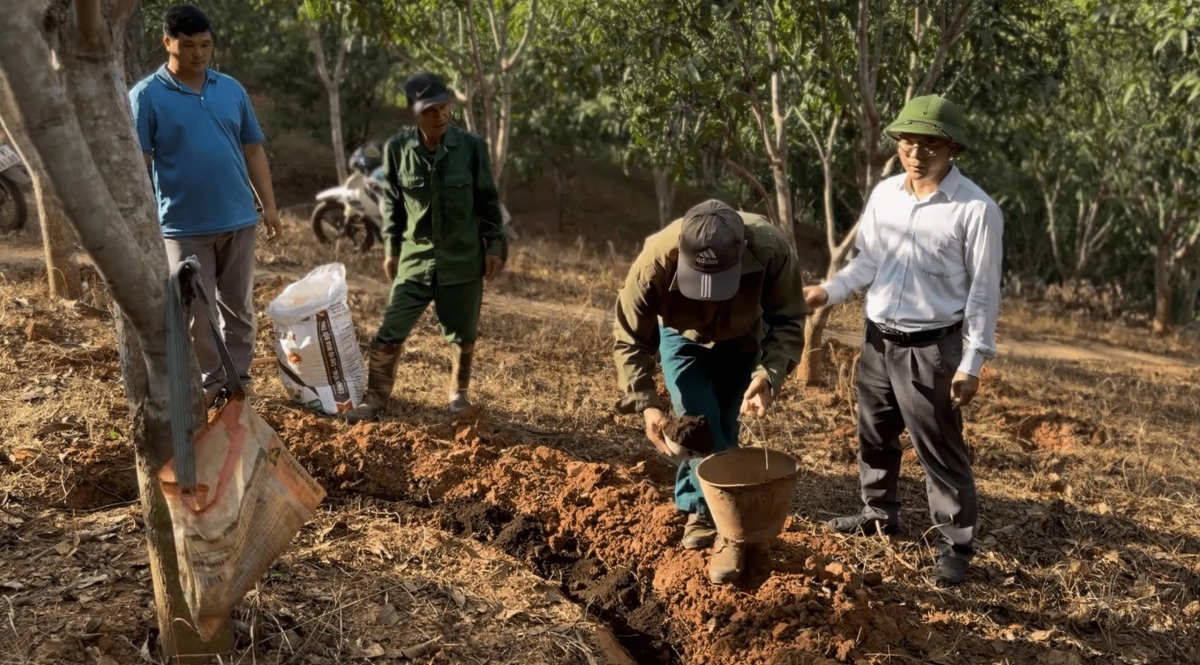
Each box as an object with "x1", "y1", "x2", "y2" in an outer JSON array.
[{"x1": 166, "y1": 256, "x2": 245, "y2": 493}]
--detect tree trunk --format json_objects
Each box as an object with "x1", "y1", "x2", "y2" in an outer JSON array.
[
  {"x1": 35, "y1": 177, "x2": 82, "y2": 298},
  {"x1": 1181, "y1": 266, "x2": 1200, "y2": 326},
  {"x1": 765, "y1": 28, "x2": 792, "y2": 246},
  {"x1": 652, "y1": 166, "x2": 675, "y2": 228},
  {"x1": 309, "y1": 25, "x2": 349, "y2": 185},
  {"x1": 121, "y1": 2, "x2": 144, "y2": 86},
  {"x1": 798, "y1": 306, "x2": 837, "y2": 387},
  {"x1": 494, "y1": 78, "x2": 512, "y2": 197},
  {"x1": 1153, "y1": 240, "x2": 1172, "y2": 335},
  {"x1": 0, "y1": 71, "x2": 82, "y2": 299},
  {"x1": 327, "y1": 82, "x2": 346, "y2": 183},
  {"x1": 796, "y1": 113, "x2": 842, "y2": 385},
  {"x1": 798, "y1": 235, "x2": 858, "y2": 386},
  {"x1": 0, "y1": 2, "x2": 230, "y2": 660},
  {"x1": 554, "y1": 162, "x2": 565, "y2": 231}
]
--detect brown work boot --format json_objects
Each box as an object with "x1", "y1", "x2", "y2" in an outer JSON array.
[
  {"x1": 709, "y1": 536, "x2": 745, "y2": 584},
  {"x1": 343, "y1": 341, "x2": 403, "y2": 424},
  {"x1": 448, "y1": 342, "x2": 475, "y2": 415},
  {"x1": 681, "y1": 513, "x2": 718, "y2": 550}
]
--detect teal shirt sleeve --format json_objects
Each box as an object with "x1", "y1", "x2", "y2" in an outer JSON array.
[
  {"x1": 470, "y1": 136, "x2": 505, "y2": 256},
  {"x1": 130, "y1": 84, "x2": 154, "y2": 152},
  {"x1": 237, "y1": 82, "x2": 264, "y2": 145}
]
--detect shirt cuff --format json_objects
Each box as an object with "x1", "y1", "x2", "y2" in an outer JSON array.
[
  {"x1": 752, "y1": 367, "x2": 779, "y2": 397},
  {"x1": 485, "y1": 239, "x2": 504, "y2": 256},
  {"x1": 957, "y1": 348, "x2": 987, "y2": 378},
  {"x1": 615, "y1": 389, "x2": 661, "y2": 415},
  {"x1": 822, "y1": 279, "x2": 851, "y2": 306}
]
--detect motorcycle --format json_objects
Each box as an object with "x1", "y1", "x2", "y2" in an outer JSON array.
[
  {"x1": 310, "y1": 142, "x2": 385, "y2": 253},
  {"x1": 0, "y1": 142, "x2": 31, "y2": 234},
  {"x1": 311, "y1": 141, "x2": 517, "y2": 260}
]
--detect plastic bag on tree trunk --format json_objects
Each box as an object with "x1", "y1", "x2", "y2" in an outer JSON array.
[
  {"x1": 159, "y1": 258, "x2": 326, "y2": 640},
  {"x1": 265, "y1": 263, "x2": 366, "y2": 415}
]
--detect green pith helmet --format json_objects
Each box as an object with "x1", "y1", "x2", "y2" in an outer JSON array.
[{"x1": 884, "y1": 95, "x2": 969, "y2": 149}]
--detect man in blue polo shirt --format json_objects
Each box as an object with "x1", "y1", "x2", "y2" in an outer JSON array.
[{"x1": 130, "y1": 3, "x2": 281, "y2": 406}]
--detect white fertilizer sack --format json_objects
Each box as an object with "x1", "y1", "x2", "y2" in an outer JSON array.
[{"x1": 265, "y1": 264, "x2": 366, "y2": 415}]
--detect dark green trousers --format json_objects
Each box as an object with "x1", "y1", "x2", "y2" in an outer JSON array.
[{"x1": 375, "y1": 277, "x2": 484, "y2": 345}]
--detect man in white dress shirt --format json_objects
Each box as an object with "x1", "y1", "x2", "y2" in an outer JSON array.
[{"x1": 804, "y1": 95, "x2": 1003, "y2": 586}]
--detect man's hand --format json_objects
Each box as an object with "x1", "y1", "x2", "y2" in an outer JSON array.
[
  {"x1": 262, "y1": 209, "x2": 282, "y2": 242},
  {"x1": 950, "y1": 372, "x2": 980, "y2": 409},
  {"x1": 485, "y1": 254, "x2": 504, "y2": 280},
  {"x1": 642, "y1": 407, "x2": 671, "y2": 456},
  {"x1": 383, "y1": 256, "x2": 398, "y2": 282},
  {"x1": 740, "y1": 375, "x2": 773, "y2": 419},
  {"x1": 803, "y1": 285, "x2": 829, "y2": 309}
]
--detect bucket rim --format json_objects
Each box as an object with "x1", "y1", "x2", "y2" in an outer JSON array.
[{"x1": 695, "y1": 446, "x2": 801, "y2": 489}]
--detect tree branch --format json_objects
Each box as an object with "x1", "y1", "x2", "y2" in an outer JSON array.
[
  {"x1": 463, "y1": 0, "x2": 492, "y2": 94},
  {"x1": 723, "y1": 157, "x2": 778, "y2": 227},
  {"x1": 75, "y1": 0, "x2": 105, "y2": 53},
  {"x1": 503, "y1": 0, "x2": 537, "y2": 72},
  {"x1": 334, "y1": 34, "x2": 351, "y2": 85},
  {"x1": 485, "y1": 0, "x2": 504, "y2": 57},
  {"x1": 308, "y1": 23, "x2": 333, "y2": 89},
  {"x1": 916, "y1": 0, "x2": 973, "y2": 95},
  {"x1": 815, "y1": 0, "x2": 860, "y2": 124},
  {"x1": 857, "y1": 0, "x2": 880, "y2": 128},
  {"x1": 827, "y1": 216, "x2": 864, "y2": 278},
  {"x1": 113, "y1": 0, "x2": 139, "y2": 28},
  {"x1": 1174, "y1": 221, "x2": 1200, "y2": 261},
  {"x1": 435, "y1": 7, "x2": 471, "y2": 73}
]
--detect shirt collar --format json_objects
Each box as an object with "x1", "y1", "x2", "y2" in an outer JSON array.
[
  {"x1": 404, "y1": 126, "x2": 460, "y2": 154},
  {"x1": 899, "y1": 164, "x2": 963, "y2": 201},
  {"x1": 155, "y1": 64, "x2": 218, "y2": 92}
]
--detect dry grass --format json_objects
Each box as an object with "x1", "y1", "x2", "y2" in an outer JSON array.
[{"x1": 2, "y1": 189, "x2": 1199, "y2": 663}]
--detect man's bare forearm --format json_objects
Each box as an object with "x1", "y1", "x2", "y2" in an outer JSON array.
[{"x1": 242, "y1": 143, "x2": 277, "y2": 216}]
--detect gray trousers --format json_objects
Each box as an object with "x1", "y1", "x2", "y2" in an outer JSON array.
[
  {"x1": 856, "y1": 320, "x2": 977, "y2": 560},
  {"x1": 163, "y1": 225, "x2": 257, "y2": 395}
]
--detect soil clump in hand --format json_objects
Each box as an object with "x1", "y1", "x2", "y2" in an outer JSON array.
[{"x1": 664, "y1": 415, "x2": 715, "y2": 455}]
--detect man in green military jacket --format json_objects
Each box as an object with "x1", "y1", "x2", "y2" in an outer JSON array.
[{"x1": 345, "y1": 72, "x2": 506, "y2": 423}]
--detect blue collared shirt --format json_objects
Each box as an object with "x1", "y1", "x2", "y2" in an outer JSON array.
[
  {"x1": 130, "y1": 65, "x2": 265, "y2": 237},
  {"x1": 822, "y1": 166, "x2": 1005, "y2": 377}
]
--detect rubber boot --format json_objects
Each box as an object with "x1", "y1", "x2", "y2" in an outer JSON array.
[
  {"x1": 448, "y1": 342, "x2": 475, "y2": 414},
  {"x1": 681, "y1": 513, "x2": 718, "y2": 550},
  {"x1": 708, "y1": 536, "x2": 745, "y2": 584},
  {"x1": 343, "y1": 341, "x2": 402, "y2": 424}
]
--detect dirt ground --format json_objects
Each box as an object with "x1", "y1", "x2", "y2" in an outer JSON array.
[{"x1": 1, "y1": 171, "x2": 1199, "y2": 665}]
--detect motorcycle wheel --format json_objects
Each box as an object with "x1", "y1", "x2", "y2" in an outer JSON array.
[
  {"x1": 312, "y1": 201, "x2": 375, "y2": 253},
  {"x1": 0, "y1": 177, "x2": 28, "y2": 234},
  {"x1": 311, "y1": 200, "x2": 345, "y2": 245},
  {"x1": 359, "y1": 218, "x2": 377, "y2": 253}
]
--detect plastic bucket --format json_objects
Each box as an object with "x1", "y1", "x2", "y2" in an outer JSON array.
[{"x1": 696, "y1": 447, "x2": 800, "y2": 544}]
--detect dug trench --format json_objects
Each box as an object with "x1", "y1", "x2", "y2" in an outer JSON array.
[{"x1": 259, "y1": 408, "x2": 1007, "y2": 665}]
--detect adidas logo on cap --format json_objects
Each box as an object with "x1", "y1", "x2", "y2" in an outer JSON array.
[{"x1": 695, "y1": 248, "x2": 719, "y2": 265}]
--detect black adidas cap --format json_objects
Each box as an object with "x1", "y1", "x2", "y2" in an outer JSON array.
[{"x1": 677, "y1": 200, "x2": 744, "y2": 301}]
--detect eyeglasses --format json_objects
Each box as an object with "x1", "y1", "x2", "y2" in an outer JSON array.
[{"x1": 897, "y1": 137, "x2": 950, "y2": 157}]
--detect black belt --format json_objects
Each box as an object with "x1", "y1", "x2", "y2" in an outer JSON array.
[{"x1": 870, "y1": 320, "x2": 962, "y2": 346}]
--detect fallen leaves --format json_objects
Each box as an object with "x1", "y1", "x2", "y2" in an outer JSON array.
[
  {"x1": 444, "y1": 586, "x2": 467, "y2": 609},
  {"x1": 367, "y1": 602, "x2": 401, "y2": 628}
]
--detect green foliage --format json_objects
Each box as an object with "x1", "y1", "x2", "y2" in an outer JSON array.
[
  {"x1": 141, "y1": 0, "x2": 397, "y2": 150},
  {"x1": 138, "y1": 0, "x2": 1200, "y2": 319}
]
